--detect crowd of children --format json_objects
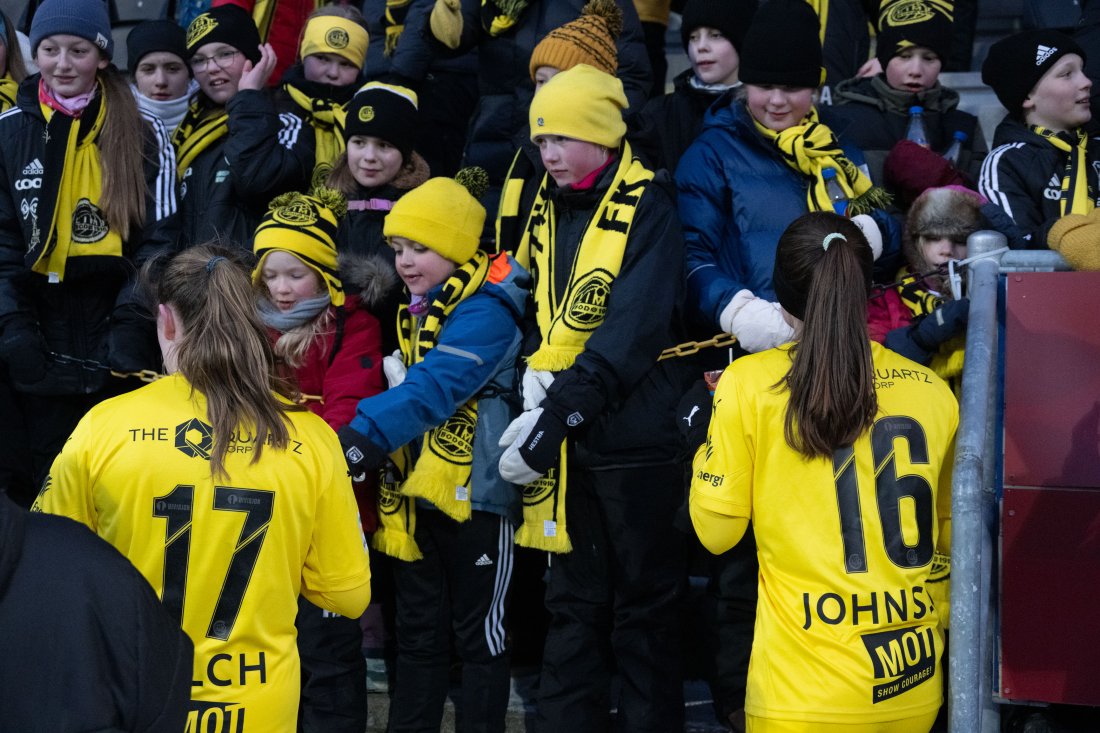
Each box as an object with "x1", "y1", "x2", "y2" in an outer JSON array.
[{"x1": 0, "y1": 0, "x2": 1097, "y2": 731}]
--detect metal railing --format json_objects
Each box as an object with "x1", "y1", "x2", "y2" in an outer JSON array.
[{"x1": 949, "y1": 232, "x2": 1071, "y2": 733}]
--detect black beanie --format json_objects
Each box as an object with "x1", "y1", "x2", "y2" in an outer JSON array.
[
  {"x1": 679, "y1": 0, "x2": 758, "y2": 53},
  {"x1": 875, "y1": 0, "x2": 953, "y2": 69},
  {"x1": 982, "y1": 30, "x2": 1087, "y2": 115},
  {"x1": 344, "y1": 82, "x2": 419, "y2": 159},
  {"x1": 185, "y1": 5, "x2": 262, "y2": 64},
  {"x1": 738, "y1": 0, "x2": 823, "y2": 89},
  {"x1": 127, "y1": 20, "x2": 189, "y2": 72}
]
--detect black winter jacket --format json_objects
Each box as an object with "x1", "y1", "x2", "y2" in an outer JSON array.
[
  {"x1": 827, "y1": 75, "x2": 986, "y2": 186},
  {"x1": 978, "y1": 116, "x2": 1100, "y2": 248},
  {"x1": 0, "y1": 75, "x2": 177, "y2": 396},
  {"x1": 629, "y1": 69, "x2": 727, "y2": 174},
  {"x1": 528, "y1": 162, "x2": 693, "y2": 469},
  {"x1": 0, "y1": 493, "x2": 193, "y2": 732},
  {"x1": 178, "y1": 89, "x2": 314, "y2": 250}
]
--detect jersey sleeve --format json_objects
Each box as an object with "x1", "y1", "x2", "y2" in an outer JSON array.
[
  {"x1": 689, "y1": 366, "x2": 754, "y2": 550},
  {"x1": 301, "y1": 428, "x2": 372, "y2": 609},
  {"x1": 32, "y1": 416, "x2": 97, "y2": 530}
]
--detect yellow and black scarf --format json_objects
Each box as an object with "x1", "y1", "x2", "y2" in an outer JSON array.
[
  {"x1": 384, "y1": 0, "x2": 412, "y2": 56},
  {"x1": 372, "y1": 252, "x2": 493, "y2": 560},
  {"x1": 512, "y1": 145, "x2": 653, "y2": 553},
  {"x1": 496, "y1": 146, "x2": 537, "y2": 255},
  {"x1": 284, "y1": 84, "x2": 347, "y2": 189},
  {"x1": 30, "y1": 87, "x2": 122, "y2": 281},
  {"x1": 480, "y1": 0, "x2": 531, "y2": 36},
  {"x1": 1031, "y1": 125, "x2": 1095, "y2": 216},
  {"x1": 172, "y1": 97, "x2": 229, "y2": 178},
  {"x1": 753, "y1": 107, "x2": 891, "y2": 216},
  {"x1": 0, "y1": 74, "x2": 18, "y2": 112}
]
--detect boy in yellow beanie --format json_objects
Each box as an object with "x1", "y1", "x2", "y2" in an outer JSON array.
[
  {"x1": 500, "y1": 62, "x2": 692, "y2": 731},
  {"x1": 336, "y1": 169, "x2": 531, "y2": 732}
]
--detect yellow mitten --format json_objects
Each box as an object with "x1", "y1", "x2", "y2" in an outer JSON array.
[
  {"x1": 1048, "y1": 209, "x2": 1100, "y2": 271},
  {"x1": 430, "y1": 0, "x2": 463, "y2": 49}
]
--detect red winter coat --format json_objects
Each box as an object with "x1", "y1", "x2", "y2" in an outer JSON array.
[{"x1": 271, "y1": 295, "x2": 386, "y2": 531}]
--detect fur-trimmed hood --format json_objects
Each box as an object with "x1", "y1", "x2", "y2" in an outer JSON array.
[
  {"x1": 338, "y1": 250, "x2": 399, "y2": 310},
  {"x1": 904, "y1": 186, "x2": 984, "y2": 267}
]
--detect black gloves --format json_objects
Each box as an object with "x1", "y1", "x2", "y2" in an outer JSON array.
[
  {"x1": 677, "y1": 379, "x2": 714, "y2": 453},
  {"x1": 336, "y1": 425, "x2": 389, "y2": 481},
  {"x1": 885, "y1": 298, "x2": 969, "y2": 365},
  {"x1": 0, "y1": 326, "x2": 49, "y2": 386}
]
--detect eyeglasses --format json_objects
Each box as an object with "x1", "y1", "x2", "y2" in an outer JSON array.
[{"x1": 189, "y1": 49, "x2": 240, "y2": 72}]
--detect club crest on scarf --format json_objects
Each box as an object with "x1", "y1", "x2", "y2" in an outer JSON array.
[
  {"x1": 426, "y1": 405, "x2": 477, "y2": 466},
  {"x1": 564, "y1": 268, "x2": 613, "y2": 331},
  {"x1": 72, "y1": 198, "x2": 108, "y2": 243}
]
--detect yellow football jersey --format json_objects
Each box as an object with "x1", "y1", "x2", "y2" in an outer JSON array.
[
  {"x1": 692, "y1": 342, "x2": 958, "y2": 725},
  {"x1": 34, "y1": 374, "x2": 371, "y2": 733}
]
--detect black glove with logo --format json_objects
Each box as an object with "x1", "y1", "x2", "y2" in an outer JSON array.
[
  {"x1": 677, "y1": 379, "x2": 714, "y2": 453},
  {"x1": 336, "y1": 425, "x2": 388, "y2": 482}
]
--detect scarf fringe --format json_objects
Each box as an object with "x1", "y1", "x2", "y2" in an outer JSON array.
[
  {"x1": 401, "y1": 469, "x2": 472, "y2": 522},
  {"x1": 371, "y1": 526, "x2": 422, "y2": 561},
  {"x1": 514, "y1": 522, "x2": 572, "y2": 553},
  {"x1": 848, "y1": 186, "x2": 893, "y2": 217},
  {"x1": 526, "y1": 347, "x2": 580, "y2": 373}
]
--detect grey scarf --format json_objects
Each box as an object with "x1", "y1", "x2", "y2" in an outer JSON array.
[{"x1": 257, "y1": 293, "x2": 331, "y2": 332}]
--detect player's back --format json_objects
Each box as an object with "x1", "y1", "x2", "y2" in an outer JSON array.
[
  {"x1": 729, "y1": 342, "x2": 958, "y2": 724},
  {"x1": 36, "y1": 374, "x2": 370, "y2": 732}
]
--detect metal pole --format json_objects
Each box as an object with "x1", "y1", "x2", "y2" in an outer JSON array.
[{"x1": 949, "y1": 230, "x2": 1007, "y2": 733}]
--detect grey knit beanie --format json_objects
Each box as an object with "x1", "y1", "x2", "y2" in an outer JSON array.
[{"x1": 30, "y1": 0, "x2": 113, "y2": 57}]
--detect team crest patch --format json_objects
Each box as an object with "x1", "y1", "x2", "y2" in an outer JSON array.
[
  {"x1": 72, "y1": 198, "x2": 108, "y2": 243},
  {"x1": 311, "y1": 162, "x2": 333, "y2": 191},
  {"x1": 884, "y1": 0, "x2": 935, "y2": 27},
  {"x1": 378, "y1": 482, "x2": 403, "y2": 513},
  {"x1": 427, "y1": 407, "x2": 476, "y2": 465},
  {"x1": 95, "y1": 32, "x2": 109, "y2": 50},
  {"x1": 272, "y1": 199, "x2": 319, "y2": 226},
  {"x1": 358, "y1": 105, "x2": 375, "y2": 122},
  {"x1": 326, "y1": 28, "x2": 350, "y2": 49},
  {"x1": 175, "y1": 418, "x2": 214, "y2": 460},
  {"x1": 187, "y1": 13, "x2": 218, "y2": 49},
  {"x1": 563, "y1": 268, "x2": 614, "y2": 331}
]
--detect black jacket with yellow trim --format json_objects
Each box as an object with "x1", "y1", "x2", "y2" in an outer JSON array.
[
  {"x1": 0, "y1": 74, "x2": 178, "y2": 396},
  {"x1": 177, "y1": 88, "x2": 314, "y2": 251}
]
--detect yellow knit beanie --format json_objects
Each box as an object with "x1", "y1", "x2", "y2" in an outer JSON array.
[
  {"x1": 253, "y1": 188, "x2": 348, "y2": 306},
  {"x1": 529, "y1": 64, "x2": 627, "y2": 149},
  {"x1": 528, "y1": 0, "x2": 622, "y2": 80},
  {"x1": 384, "y1": 168, "x2": 489, "y2": 263},
  {"x1": 299, "y1": 15, "x2": 369, "y2": 68}
]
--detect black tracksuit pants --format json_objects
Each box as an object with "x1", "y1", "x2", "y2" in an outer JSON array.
[
  {"x1": 390, "y1": 509, "x2": 515, "y2": 733},
  {"x1": 536, "y1": 463, "x2": 688, "y2": 733}
]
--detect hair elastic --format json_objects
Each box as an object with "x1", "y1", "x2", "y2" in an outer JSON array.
[
  {"x1": 206, "y1": 256, "x2": 227, "y2": 272},
  {"x1": 822, "y1": 232, "x2": 846, "y2": 251}
]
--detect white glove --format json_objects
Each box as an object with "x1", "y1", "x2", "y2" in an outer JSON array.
[
  {"x1": 851, "y1": 214, "x2": 883, "y2": 261},
  {"x1": 719, "y1": 289, "x2": 795, "y2": 353},
  {"x1": 497, "y1": 408, "x2": 544, "y2": 484},
  {"x1": 521, "y1": 368, "x2": 555, "y2": 411},
  {"x1": 383, "y1": 350, "x2": 406, "y2": 389}
]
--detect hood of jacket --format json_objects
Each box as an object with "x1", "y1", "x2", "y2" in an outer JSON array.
[{"x1": 338, "y1": 250, "x2": 400, "y2": 310}]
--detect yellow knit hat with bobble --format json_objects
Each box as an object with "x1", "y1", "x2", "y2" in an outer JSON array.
[
  {"x1": 529, "y1": 0, "x2": 622, "y2": 80},
  {"x1": 529, "y1": 64, "x2": 628, "y2": 149},
  {"x1": 384, "y1": 168, "x2": 488, "y2": 263}
]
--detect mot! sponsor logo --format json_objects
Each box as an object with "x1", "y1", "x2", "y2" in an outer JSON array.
[{"x1": 861, "y1": 625, "x2": 936, "y2": 703}]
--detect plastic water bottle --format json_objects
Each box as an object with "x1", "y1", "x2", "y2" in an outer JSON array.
[
  {"x1": 906, "y1": 105, "x2": 930, "y2": 148},
  {"x1": 943, "y1": 130, "x2": 967, "y2": 165},
  {"x1": 822, "y1": 167, "x2": 848, "y2": 215}
]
